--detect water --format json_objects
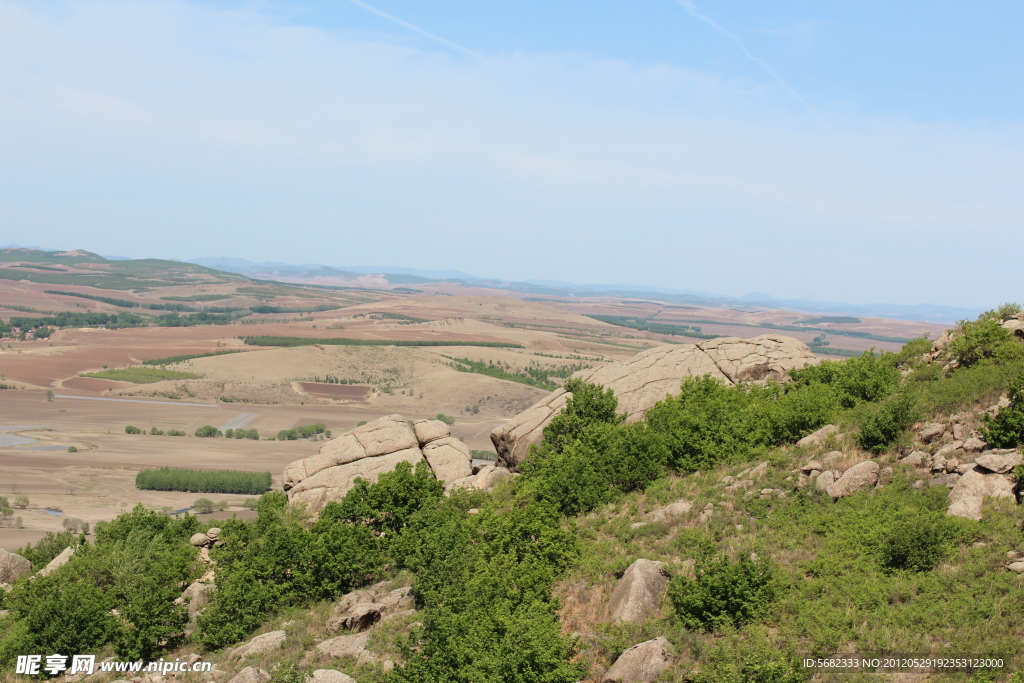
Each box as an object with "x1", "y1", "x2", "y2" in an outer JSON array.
[{"x1": 43, "y1": 509, "x2": 65, "y2": 517}]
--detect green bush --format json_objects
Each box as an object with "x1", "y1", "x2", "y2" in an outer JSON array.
[
  {"x1": 948, "y1": 315, "x2": 1024, "y2": 368},
  {"x1": 193, "y1": 498, "x2": 214, "y2": 514},
  {"x1": 224, "y1": 428, "x2": 234, "y2": 438},
  {"x1": 668, "y1": 551, "x2": 779, "y2": 631},
  {"x1": 149, "y1": 427, "x2": 164, "y2": 435},
  {"x1": 982, "y1": 375, "x2": 1024, "y2": 448},
  {"x1": 234, "y1": 428, "x2": 259, "y2": 440},
  {"x1": 435, "y1": 413, "x2": 456, "y2": 426},
  {"x1": 195, "y1": 425, "x2": 221, "y2": 438},
  {"x1": 17, "y1": 531, "x2": 81, "y2": 568},
  {"x1": 790, "y1": 350, "x2": 900, "y2": 408},
  {"x1": 167, "y1": 429, "x2": 186, "y2": 436},
  {"x1": 856, "y1": 390, "x2": 918, "y2": 453},
  {"x1": 277, "y1": 429, "x2": 299, "y2": 440},
  {"x1": 879, "y1": 511, "x2": 969, "y2": 572},
  {"x1": 135, "y1": 468, "x2": 271, "y2": 495},
  {"x1": 125, "y1": 425, "x2": 142, "y2": 434}
]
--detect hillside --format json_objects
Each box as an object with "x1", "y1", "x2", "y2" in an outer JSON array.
[{"x1": 2, "y1": 304, "x2": 1023, "y2": 682}]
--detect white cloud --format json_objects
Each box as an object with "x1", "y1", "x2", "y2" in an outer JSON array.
[{"x1": 0, "y1": 0, "x2": 1021, "y2": 308}]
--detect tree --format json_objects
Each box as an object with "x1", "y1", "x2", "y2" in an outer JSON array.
[
  {"x1": 193, "y1": 498, "x2": 215, "y2": 514},
  {"x1": 13, "y1": 495, "x2": 28, "y2": 509},
  {"x1": 195, "y1": 425, "x2": 222, "y2": 438}
]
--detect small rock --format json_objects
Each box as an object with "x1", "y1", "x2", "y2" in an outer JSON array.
[
  {"x1": 1007, "y1": 562, "x2": 1024, "y2": 574},
  {"x1": 944, "y1": 458, "x2": 960, "y2": 473},
  {"x1": 930, "y1": 454, "x2": 947, "y2": 473},
  {"x1": 720, "y1": 475, "x2": 735, "y2": 484},
  {"x1": 974, "y1": 450, "x2": 1023, "y2": 474},
  {"x1": 800, "y1": 461, "x2": 823, "y2": 473},
  {"x1": 310, "y1": 671, "x2": 356, "y2": 683},
  {"x1": 747, "y1": 461, "x2": 769, "y2": 479},
  {"x1": 650, "y1": 499, "x2": 693, "y2": 522},
  {"x1": 602, "y1": 637, "x2": 673, "y2": 683},
  {"x1": 230, "y1": 631, "x2": 286, "y2": 658},
  {"x1": 630, "y1": 522, "x2": 647, "y2": 530},
  {"x1": 826, "y1": 461, "x2": 879, "y2": 499},
  {"x1": 816, "y1": 470, "x2": 837, "y2": 491},
  {"x1": 953, "y1": 422, "x2": 967, "y2": 440},
  {"x1": 466, "y1": 508, "x2": 479, "y2": 514},
  {"x1": 1005, "y1": 551, "x2": 1021, "y2": 560}
]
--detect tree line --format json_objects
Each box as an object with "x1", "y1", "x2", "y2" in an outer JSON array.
[{"x1": 135, "y1": 467, "x2": 271, "y2": 495}]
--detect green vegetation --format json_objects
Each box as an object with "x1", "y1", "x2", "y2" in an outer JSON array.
[
  {"x1": 156, "y1": 311, "x2": 242, "y2": 327},
  {"x1": 435, "y1": 413, "x2": 455, "y2": 426},
  {"x1": 194, "y1": 426, "x2": 222, "y2": 438},
  {"x1": 983, "y1": 374, "x2": 1024, "y2": 447},
  {"x1": 241, "y1": 336, "x2": 523, "y2": 349},
  {"x1": 585, "y1": 314, "x2": 717, "y2": 339},
  {"x1": 135, "y1": 468, "x2": 271, "y2": 495},
  {"x1": 444, "y1": 355, "x2": 589, "y2": 391},
  {"x1": 361, "y1": 311, "x2": 429, "y2": 323},
  {"x1": 277, "y1": 423, "x2": 327, "y2": 440},
  {"x1": 230, "y1": 428, "x2": 259, "y2": 440},
  {"x1": 124, "y1": 425, "x2": 142, "y2": 435},
  {"x1": 669, "y1": 551, "x2": 779, "y2": 631},
  {"x1": 250, "y1": 304, "x2": 345, "y2": 314},
  {"x1": 8, "y1": 312, "x2": 145, "y2": 331},
  {"x1": 795, "y1": 316, "x2": 863, "y2": 325},
  {"x1": 81, "y1": 367, "x2": 200, "y2": 384},
  {"x1": 161, "y1": 294, "x2": 235, "y2": 302},
  {"x1": 142, "y1": 350, "x2": 247, "y2": 365},
  {"x1": 167, "y1": 429, "x2": 186, "y2": 436}
]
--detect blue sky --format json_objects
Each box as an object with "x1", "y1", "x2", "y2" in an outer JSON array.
[{"x1": 1, "y1": 1, "x2": 1021, "y2": 308}]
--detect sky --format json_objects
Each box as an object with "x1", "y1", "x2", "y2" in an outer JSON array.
[{"x1": 1, "y1": 1, "x2": 1021, "y2": 309}]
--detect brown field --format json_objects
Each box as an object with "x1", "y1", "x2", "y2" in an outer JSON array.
[{"x1": 0, "y1": 270, "x2": 951, "y2": 553}]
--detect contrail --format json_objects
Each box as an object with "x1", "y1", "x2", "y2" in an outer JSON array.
[
  {"x1": 345, "y1": 0, "x2": 480, "y2": 58},
  {"x1": 678, "y1": 0, "x2": 811, "y2": 110}
]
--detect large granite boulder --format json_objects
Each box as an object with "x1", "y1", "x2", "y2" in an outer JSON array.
[
  {"x1": 421, "y1": 437, "x2": 473, "y2": 483},
  {"x1": 38, "y1": 546, "x2": 75, "y2": 577},
  {"x1": 602, "y1": 637, "x2": 673, "y2": 683},
  {"x1": 229, "y1": 630, "x2": 286, "y2": 658},
  {"x1": 311, "y1": 671, "x2": 356, "y2": 683},
  {"x1": 289, "y1": 448, "x2": 425, "y2": 514},
  {"x1": 826, "y1": 461, "x2": 879, "y2": 499},
  {"x1": 0, "y1": 550, "x2": 32, "y2": 584},
  {"x1": 227, "y1": 668, "x2": 270, "y2": 683},
  {"x1": 609, "y1": 559, "x2": 670, "y2": 623},
  {"x1": 974, "y1": 450, "x2": 1022, "y2": 474},
  {"x1": 947, "y1": 466, "x2": 1016, "y2": 520},
  {"x1": 493, "y1": 335, "x2": 817, "y2": 467},
  {"x1": 413, "y1": 419, "x2": 450, "y2": 446}
]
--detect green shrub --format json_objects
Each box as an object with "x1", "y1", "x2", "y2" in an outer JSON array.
[
  {"x1": 125, "y1": 425, "x2": 142, "y2": 435},
  {"x1": 67, "y1": 445, "x2": 77, "y2": 452},
  {"x1": 277, "y1": 429, "x2": 299, "y2": 440},
  {"x1": 135, "y1": 468, "x2": 271, "y2": 495},
  {"x1": 879, "y1": 511, "x2": 969, "y2": 572},
  {"x1": 233, "y1": 428, "x2": 259, "y2": 439},
  {"x1": 17, "y1": 531, "x2": 80, "y2": 568},
  {"x1": 542, "y1": 378, "x2": 623, "y2": 453},
  {"x1": 167, "y1": 429, "x2": 186, "y2": 436},
  {"x1": 195, "y1": 425, "x2": 221, "y2": 437},
  {"x1": 982, "y1": 375, "x2": 1024, "y2": 448},
  {"x1": 790, "y1": 350, "x2": 900, "y2": 408},
  {"x1": 949, "y1": 316, "x2": 1024, "y2": 368},
  {"x1": 224, "y1": 428, "x2": 234, "y2": 438},
  {"x1": 668, "y1": 551, "x2": 779, "y2": 631},
  {"x1": 857, "y1": 390, "x2": 918, "y2": 453},
  {"x1": 193, "y1": 498, "x2": 214, "y2": 514},
  {"x1": 435, "y1": 413, "x2": 456, "y2": 426}
]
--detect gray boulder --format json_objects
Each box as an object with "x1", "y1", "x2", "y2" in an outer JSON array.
[
  {"x1": 963, "y1": 437, "x2": 987, "y2": 453},
  {"x1": 602, "y1": 637, "x2": 673, "y2": 683},
  {"x1": 650, "y1": 499, "x2": 692, "y2": 522},
  {"x1": 608, "y1": 559, "x2": 670, "y2": 623},
  {"x1": 413, "y1": 419, "x2": 450, "y2": 446},
  {"x1": 38, "y1": 546, "x2": 75, "y2": 577},
  {"x1": 900, "y1": 451, "x2": 928, "y2": 467},
  {"x1": 289, "y1": 448, "x2": 425, "y2": 514},
  {"x1": 337, "y1": 602, "x2": 383, "y2": 632},
  {"x1": 422, "y1": 437, "x2": 473, "y2": 484},
  {"x1": 310, "y1": 671, "x2": 356, "y2": 683},
  {"x1": 230, "y1": 630, "x2": 286, "y2": 658},
  {"x1": 493, "y1": 335, "x2": 817, "y2": 467},
  {"x1": 919, "y1": 423, "x2": 946, "y2": 443},
  {"x1": 189, "y1": 533, "x2": 211, "y2": 547},
  {"x1": 0, "y1": 550, "x2": 32, "y2": 584},
  {"x1": 947, "y1": 466, "x2": 1016, "y2": 520},
  {"x1": 797, "y1": 424, "x2": 839, "y2": 447},
  {"x1": 226, "y1": 668, "x2": 270, "y2": 683},
  {"x1": 826, "y1": 461, "x2": 879, "y2": 499},
  {"x1": 176, "y1": 581, "x2": 212, "y2": 619},
  {"x1": 316, "y1": 632, "x2": 375, "y2": 663},
  {"x1": 815, "y1": 470, "x2": 837, "y2": 491},
  {"x1": 974, "y1": 450, "x2": 1022, "y2": 474}
]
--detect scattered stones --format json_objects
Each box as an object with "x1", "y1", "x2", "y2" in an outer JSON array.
[
  {"x1": 230, "y1": 631, "x2": 286, "y2": 658},
  {"x1": 974, "y1": 450, "x2": 1023, "y2": 474},
  {"x1": 226, "y1": 668, "x2": 270, "y2": 683},
  {"x1": 796, "y1": 424, "x2": 839, "y2": 447},
  {"x1": 947, "y1": 466, "x2": 1016, "y2": 520},
  {"x1": 826, "y1": 461, "x2": 879, "y2": 500},
  {"x1": 0, "y1": 550, "x2": 32, "y2": 584},
  {"x1": 602, "y1": 637, "x2": 673, "y2": 683},
  {"x1": 650, "y1": 499, "x2": 693, "y2": 522},
  {"x1": 608, "y1": 559, "x2": 670, "y2": 623},
  {"x1": 800, "y1": 461, "x2": 823, "y2": 473}
]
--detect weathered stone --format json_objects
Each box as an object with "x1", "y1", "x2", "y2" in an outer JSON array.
[
  {"x1": 602, "y1": 637, "x2": 673, "y2": 683},
  {"x1": 352, "y1": 414, "x2": 419, "y2": 457},
  {"x1": 38, "y1": 545, "x2": 75, "y2": 577},
  {"x1": 493, "y1": 335, "x2": 817, "y2": 467},
  {"x1": 919, "y1": 423, "x2": 946, "y2": 443},
  {"x1": 338, "y1": 602, "x2": 383, "y2": 631},
  {"x1": 815, "y1": 470, "x2": 836, "y2": 491},
  {"x1": 947, "y1": 466, "x2": 1016, "y2": 520},
  {"x1": 474, "y1": 464, "x2": 514, "y2": 491},
  {"x1": 800, "y1": 461, "x2": 823, "y2": 473},
  {"x1": 189, "y1": 533, "x2": 210, "y2": 547},
  {"x1": 413, "y1": 419, "x2": 450, "y2": 446},
  {"x1": 289, "y1": 449, "x2": 425, "y2": 513},
  {"x1": 974, "y1": 450, "x2": 1022, "y2": 474},
  {"x1": 491, "y1": 389, "x2": 569, "y2": 468},
  {"x1": 226, "y1": 668, "x2": 270, "y2": 683},
  {"x1": 933, "y1": 473, "x2": 961, "y2": 488},
  {"x1": 953, "y1": 422, "x2": 967, "y2": 440},
  {"x1": 177, "y1": 581, "x2": 211, "y2": 619},
  {"x1": 797, "y1": 424, "x2": 839, "y2": 447},
  {"x1": 900, "y1": 451, "x2": 928, "y2": 467},
  {"x1": 609, "y1": 559, "x2": 670, "y2": 623},
  {"x1": 377, "y1": 586, "x2": 415, "y2": 612},
  {"x1": 316, "y1": 632, "x2": 375, "y2": 662},
  {"x1": 283, "y1": 459, "x2": 307, "y2": 491},
  {"x1": 422, "y1": 437, "x2": 473, "y2": 483},
  {"x1": 206, "y1": 527, "x2": 221, "y2": 541},
  {"x1": 963, "y1": 437, "x2": 987, "y2": 453},
  {"x1": 650, "y1": 499, "x2": 693, "y2": 522},
  {"x1": 930, "y1": 454, "x2": 947, "y2": 472},
  {"x1": 944, "y1": 458, "x2": 961, "y2": 473},
  {"x1": 826, "y1": 461, "x2": 879, "y2": 499},
  {"x1": 231, "y1": 630, "x2": 286, "y2": 658},
  {"x1": 1007, "y1": 562, "x2": 1024, "y2": 574},
  {"x1": 1002, "y1": 319, "x2": 1024, "y2": 338},
  {"x1": 310, "y1": 671, "x2": 356, "y2": 683},
  {"x1": 822, "y1": 450, "x2": 844, "y2": 463}
]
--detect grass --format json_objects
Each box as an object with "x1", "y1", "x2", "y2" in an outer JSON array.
[
  {"x1": 142, "y1": 350, "x2": 248, "y2": 366},
  {"x1": 81, "y1": 367, "x2": 201, "y2": 383},
  {"x1": 241, "y1": 336, "x2": 524, "y2": 349}
]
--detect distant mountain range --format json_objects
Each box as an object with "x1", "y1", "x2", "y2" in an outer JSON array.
[{"x1": 184, "y1": 256, "x2": 984, "y2": 324}]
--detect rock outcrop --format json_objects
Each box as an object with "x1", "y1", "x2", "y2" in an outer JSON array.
[
  {"x1": 947, "y1": 465, "x2": 1016, "y2": 520},
  {"x1": 493, "y1": 335, "x2": 818, "y2": 467},
  {"x1": 609, "y1": 559, "x2": 670, "y2": 623},
  {"x1": 826, "y1": 460, "x2": 879, "y2": 499},
  {"x1": 286, "y1": 415, "x2": 481, "y2": 513},
  {"x1": 227, "y1": 668, "x2": 270, "y2": 683},
  {"x1": 602, "y1": 637, "x2": 673, "y2": 683},
  {"x1": 37, "y1": 546, "x2": 75, "y2": 577},
  {"x1": 311, "y1": 671, "x2": 357, "y2": 683},
  {"x1": 0, "y1": 550, "x2": 32, "y2": 584},
  {"x1": 230, "y1": 630, "x2": 286, "y2": 658}
]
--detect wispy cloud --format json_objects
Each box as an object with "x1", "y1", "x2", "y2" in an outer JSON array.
[
  {"x1": 678, "y1": 0, "x2": 811, "y2": 110},
  {"x1": 345, "y1": 0, "x2": 480, "y2": 58}
]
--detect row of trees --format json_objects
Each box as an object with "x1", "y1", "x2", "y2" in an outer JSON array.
[{"x1": 135, "y1": 468, "x2": 271, "y2": 495}]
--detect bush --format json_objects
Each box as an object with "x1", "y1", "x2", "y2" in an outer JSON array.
[
  {"x1": 195, "y1": 425, "x2": 222, "y2": 438},
  {"x1": 982, "y1": 374, "x2": 1024, "y2": 448},
  {"x1": 192, "y1": 498, "x2": 214, "y2": 514},
  {"x1": 67, "y1": 445, "x2": 77, "y2": 452},
  {"x1": 948, "y1": 316, "x2": 1024, "y2": 368},
  {"x1": 167, "y1": 429, "x2": 186, "y2": 436},
  {"x1": 17, "y1": 530, "x2": 80, "y2": 568},
  {"x1": 276, "y1": 429, "x2": 299, "y2": 440},
  {"x1": 136, "y1": 468, "x2": 271, "y2": 495},
  {"x1": 233, "y1": 428, "x2": 259, "y2": 440},
  {"x1": 879, "y1": 511, "x2": 969, "y2": 572},
  {"x1": 13, "y1": 496, "x2": 28, "y2": 509},
  {"x1": 435, "y1": 413, "x2": 456, "y2": 426},
  {"x1": 668, "y1": 551, "x2": 779, "y2": 631},
  {"x1": 857, "y1": 390, "x2": 918, "y2": 453},
  {"x1": 224, "y1": 428, "x2": 233, "y2": 438},
  {"x1": 790, "y1": 350, "x2": 900, "y2": 408},
  {"x1": 125, "y1": 425, "x2": 142, "y2": 435}
]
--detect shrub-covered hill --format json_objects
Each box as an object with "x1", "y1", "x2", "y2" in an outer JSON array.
[{"x1": 2, "y1": 304, "x2": 1024, "y2": 682}]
